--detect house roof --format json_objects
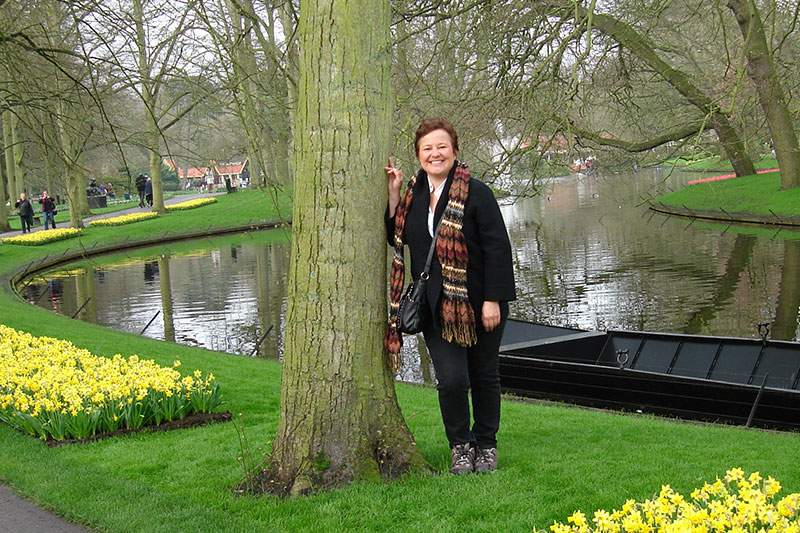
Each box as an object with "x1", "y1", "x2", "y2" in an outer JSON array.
[
  {"x1": 181, "y1": 167, "x2": 207, "y2": 179},
  {"x1": 163, "y1": 158, "x2": 248, "y2": 179},
  {"x1": 214, "y1": 160, "x2": 248, "y2": 176}
]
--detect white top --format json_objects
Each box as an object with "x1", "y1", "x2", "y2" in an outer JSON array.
[{"x1": 428, "y1": 178, "x2": 447, "y2": 237}]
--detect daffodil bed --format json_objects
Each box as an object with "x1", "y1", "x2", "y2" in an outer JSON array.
[
  {"x1": 91, "y1": 211, "x2": 159, "y2": 226},
  {"x1": 2, "y1": 228, "x2": 82, "y2": 246},
  {"x1": 0, "y1": 325, "x2": 223, "y2": 442},
  {"x1": 547, "y1": 468, "x2": 800, "y2": 533},
  {"x1": 165, "y1": 197, "x2": 218, "y2": 211}
]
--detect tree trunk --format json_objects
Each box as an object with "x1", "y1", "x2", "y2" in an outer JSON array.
[
  {"x1": 727, "y1": 0, "x2": 800, "y2": 189},
  {"x1": 0, "y1": 114, "x2": 9, "y2": 230},
  {"x1": 64, "y1": 159, "x2": 85, "y2": 229},
  {"x1": 264, "y1": 0, "x2": 426, "y2": 496},
  {"x1": 3, "y1": 110, "x2": 17, "y2": 200},
  {"x1": 133, "y1": 0, "x2": 165, "y2": 213},
  {"x1": 0, "y1": 152, "x2": 8, "y2": 231},
  {"x1": 148, "y1": 126, "x2": 165, "y2": 212},
  {"x1": 10, "y1": 112, "x2": 26, "y2": 197}
]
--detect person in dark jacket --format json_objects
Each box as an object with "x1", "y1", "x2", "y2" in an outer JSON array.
[
  {"x1": 40, "y1": 190, "x2": 57, "y2": 230},
  {"x1": 385, "y1": 118, "x2": 516, "y2": 475},
  {"x1": 135, "y1": 173, "x2": 147, "y2": 207},
  {"x1": 15, "y1": 193, "x2": 35, "y2": 234},
  {"x1": 144, "y1": 176, "x2": 153, "y2": 207}
]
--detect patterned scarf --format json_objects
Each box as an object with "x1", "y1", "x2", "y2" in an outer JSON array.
[{"x1": 385, "y1": 162, "x2": 477, "y2": 371}]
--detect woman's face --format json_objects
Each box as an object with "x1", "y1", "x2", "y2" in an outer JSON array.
[{"x1": 417, "y1": 129, "x2": 456, "y2": 181}]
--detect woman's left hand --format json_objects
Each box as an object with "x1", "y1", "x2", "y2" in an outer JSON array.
[{"x1": 482, "y1": 301, "x2": 501, "y2": 331}]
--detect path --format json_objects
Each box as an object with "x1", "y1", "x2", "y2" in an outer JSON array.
[
  {"x1": 0, "y1": 192, "x2": 223, "y2": 240},
  {"x1": 0, "y1": 485, "x2": 89, "y2": 532}
]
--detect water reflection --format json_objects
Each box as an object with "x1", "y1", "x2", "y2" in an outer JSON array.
[
  {"x1": 502, "y1": 171, "x2": 800, "y2": 341},
  {"x1": 20, "y1": 170, "x2": 800, "y2": 385},
  {"x1": 24, "y1": 236, "x2": 290, "y2": 360}
]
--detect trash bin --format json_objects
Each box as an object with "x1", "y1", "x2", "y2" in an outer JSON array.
[
  {"x1": 123, "y1": 192, "x2": 131, "y2": 201},
  {"x1": 87, "y1": 195, "x2": 108, "y2": 209}
]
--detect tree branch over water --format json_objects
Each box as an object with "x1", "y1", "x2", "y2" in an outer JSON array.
[{"x1": 571, "y1": 120, "x2": 714, "y2": 153}]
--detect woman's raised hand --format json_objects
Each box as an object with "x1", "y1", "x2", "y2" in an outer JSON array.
[{"x1": 385, "y1": 158, "x2": 404, "y2": 217}]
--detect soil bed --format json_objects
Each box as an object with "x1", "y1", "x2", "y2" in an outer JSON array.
[{"x1": 45, "y1": 411, "x2": 232, "y2": 447}]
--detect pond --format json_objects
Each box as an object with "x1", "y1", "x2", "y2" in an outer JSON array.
[{"x1": 21, "y1": 168, "x2": 800, "y2": 383}]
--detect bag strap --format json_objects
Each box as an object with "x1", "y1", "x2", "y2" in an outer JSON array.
[{"x1": 420, "y1": 216, "x2": 444, "y2": 281}]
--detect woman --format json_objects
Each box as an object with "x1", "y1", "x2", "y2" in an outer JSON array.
[
  {"x1": 40, "y1": 190, "x2": 57, "y2": 230},
  {"x1": 385, "y1": 118, "x2": 516, "y2": 475},
  {"x1": 15, "y1": 193, "x2": 34, "y2": 234}
]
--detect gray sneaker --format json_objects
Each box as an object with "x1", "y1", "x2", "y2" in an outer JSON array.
[
  {"x1": 474, "y1": 447, "x2": 497, "y2": 473},
  {"x1": 449, "y1": 443, "x2": 475, "y2": 475}
]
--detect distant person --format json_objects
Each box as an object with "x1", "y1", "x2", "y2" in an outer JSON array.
[
  {"x1": 40, "y1": 190, "x2": 57, "y2": 230},
  {"x1": 15, "y1": 193, "x2": 34, "y2": 234},
  {"x1": 144, "y1": 176, "x2": 153, "y2": 207},
  {"x1": 135, "y1": 173, "x2": 147, "y2": 207},
  {"x1": 106, "y1": 182, "x2": 115, "y2": 199}
]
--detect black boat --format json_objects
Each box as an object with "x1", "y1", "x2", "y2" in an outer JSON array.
[{"x1": 498, "y1": 319, "x2": 800, "y2": 431}]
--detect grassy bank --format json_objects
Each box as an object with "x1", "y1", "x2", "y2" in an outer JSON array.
[
  {"x1": 0, "y1": 189, "x2": 798, "y2": 532},
  {"x1": 657, "y1": 171, "x2": 800, "y2": 216},
  {"x1": 665, "y1": 155, "x2": 777, "y2": 172}
]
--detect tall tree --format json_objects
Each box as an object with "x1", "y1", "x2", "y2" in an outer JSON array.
[
  {"x1": 545, "y1": 1, "x2": 756, "y2": 177},
  {"x1": 264, "y1": 0, "x2": 425, "y2": 495},
  {"x1": 727, "y1": 0, "x2": 800, "y2": 189}
]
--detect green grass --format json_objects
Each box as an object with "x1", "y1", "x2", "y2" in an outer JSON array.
[
  {"x1": 0, "y1": 188, "x2": 798, "y2": 532},
  {"x1": 665, "y1": 155, "x2": 777, "y2": 172},
  {"x1": 658, "y1": 171, "x2": 800, "y2": 216}
]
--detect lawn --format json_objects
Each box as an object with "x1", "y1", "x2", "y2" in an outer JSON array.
[
  {"x1": 665, "y1": 155, "x2": 777, "y2": 172},
  {"x1": 657, "y1": 171, "x2": 800, "y2": 217},
  {"x1": 0, "y1": 188, "x2": 798, "y2": 532}
]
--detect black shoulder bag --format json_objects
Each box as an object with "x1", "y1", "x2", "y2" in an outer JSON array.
[{"x1": 397, "y1": 218, "x2": 442, "y2": 334}]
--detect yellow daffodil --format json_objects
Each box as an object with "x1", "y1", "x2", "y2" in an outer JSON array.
[
  {"x1": 2, "y1": 228, "x2": 82, "y2": 246},
  {"x1": 165, "y1": 197, "x2": 217, "y2": 211},
  {"x1": 91, "y1": 212, "x2": 158, "y2": 226},
  {"x1": 542, "y1": 469, "x2": 799, "y2": 533}
]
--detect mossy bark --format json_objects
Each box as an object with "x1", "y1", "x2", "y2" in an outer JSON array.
[{"x1": 263, "y1": 0, "x2": 428, "y2": 496}]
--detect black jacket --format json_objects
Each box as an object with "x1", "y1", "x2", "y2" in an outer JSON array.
[
  {"x1": 40, "y1": 197, "x2": 56, "y2": 213},
  {"x1": 386, "y1": 165, "x2": 516, "y2": 322},
  {"x1": 15, "y1": 199, "x2": 33, "y2": 217}
]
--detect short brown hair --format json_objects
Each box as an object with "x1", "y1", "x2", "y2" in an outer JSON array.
[{"x1": 414, "y1": 118, "x2": 459, "y2": 156}]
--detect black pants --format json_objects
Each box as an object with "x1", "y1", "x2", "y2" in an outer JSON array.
[
  {"x1": 19, "y1": 215, "x2": 33, "y2": 233},
  {"x1": 422, "y1": 305, "x2": 507, "y2": 449},
  {"x1": 138, "y1": 188, "x2": 146, "y2": 206}
]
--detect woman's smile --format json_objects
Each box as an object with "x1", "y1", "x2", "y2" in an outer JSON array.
[{"x1": 417, "y1": 129, "x2": 456, "y2": 182}]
